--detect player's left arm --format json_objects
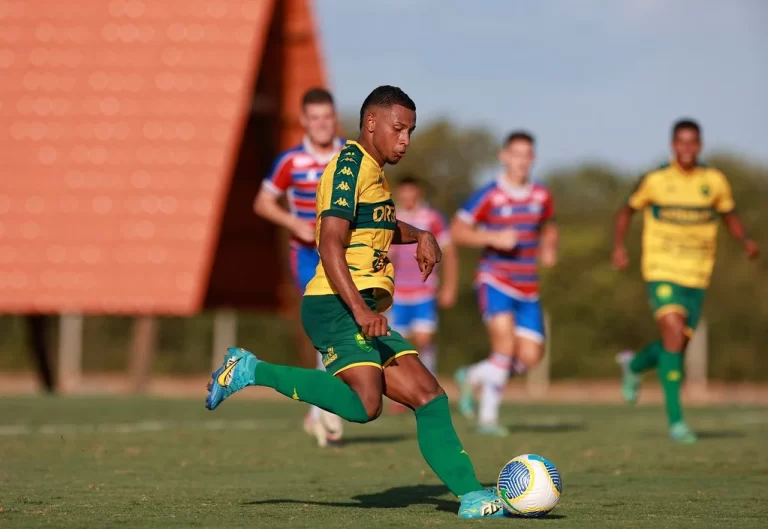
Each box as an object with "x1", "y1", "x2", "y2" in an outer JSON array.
[
  {"x1": 539, "y1": 191, "x2": 558, "y2": 268},
  {"x1": 432, "y1": 212, "x2": 458, "y2": 308},
  {"x1": 716, "y1": 173, "x2": 759, "y2": 259},
  {"x1": 393, "y1": 220, "x2": 442, "y2": 282}
]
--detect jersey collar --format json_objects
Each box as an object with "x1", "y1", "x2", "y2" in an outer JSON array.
[
  {"x1": 346, "y1": 140, "x2": 381, "y2": 168},
  {"x1": 496, "y1": 174, "x2": 533, "y2": 200},
  {"x1": 303, "y1": 136, "x2": 343, "y2": 165}
]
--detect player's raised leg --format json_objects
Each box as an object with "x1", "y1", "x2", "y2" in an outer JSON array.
[{"x1": 381, "y1": 349, "x2": 505, "y2": 518}]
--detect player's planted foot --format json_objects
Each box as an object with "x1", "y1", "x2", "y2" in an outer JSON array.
[
  {"x1": 454, "y1": 367, "x2": 475, "y2": 419},
  {"x1": 205, "y1": 347, "x2": 260, "y2": 410},
  {"x1": 616, "y1": 350, "x2": 641, "y2": 404},
  {"x1": 458, "y1": 488, "x2": 506, "y2": 519},
  {"x1": 476, "y1": 423, "x2": 510, "y2": 437},
  {"x1": 669, "y1": 422, "x2": 698, "y2": 444}
]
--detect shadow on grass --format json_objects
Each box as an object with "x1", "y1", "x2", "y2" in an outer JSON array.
[
  {"x1": 340, "y1": 433, "x2": 414, "y2": 445},
  {"x1": 245, "y1": 484, "x2": 566, "y2": 519},
  {"x1": 505, "y1": 422, "x2": 587, "y2": 433},
  {"x1": 695, "y1": 429, "x2": 745, "y2": 440}
]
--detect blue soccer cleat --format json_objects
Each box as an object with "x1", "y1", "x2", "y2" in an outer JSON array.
[
  {"x1": 206, "y1": 347, "x2": 261, "y2": 410},
  {"x1": 454, "y1": 367, "x2": 475, "y2": 419},
  {"x1": 458, "y1": 487, "x2": 506, "y2": 519}
]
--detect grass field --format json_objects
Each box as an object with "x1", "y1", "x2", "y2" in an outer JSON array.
[{"x1": 2, "y1": 396, "x2": 767, "y2": 528}]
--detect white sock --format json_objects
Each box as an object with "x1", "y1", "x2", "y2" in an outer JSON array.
[
  {"x1": 477, "y1": 352, "x2": 512, "y2": 426},
  {"x1": 310, "y1": 351, "x2": 326, "y2": 420},
  {"x1": 419, "y1": 344, "x2": 437, "y2": 375}
]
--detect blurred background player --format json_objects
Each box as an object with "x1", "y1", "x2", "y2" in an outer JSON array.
[
  {"x1": 451, "y1": 131, "x2": 558, "y2": 437},
  {"x1": 253, "y1": 88, "x2": 345, "y2": 447},
  {"x1": 386, "y1": 176, "x2": 458, "y2": 413},
  {"x1": 613, "y1": 119, "x2": 759, "y2": 444}
]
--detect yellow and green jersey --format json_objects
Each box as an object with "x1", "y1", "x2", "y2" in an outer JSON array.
[
  {"x1": 627, "y1": 161, "x2": 735, "y2": 289},
  {"x1": 304, "y1": 141, "x2": 397, "y2": 312}
]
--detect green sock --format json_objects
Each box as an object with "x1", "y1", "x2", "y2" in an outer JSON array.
[
  {"x1": 254, "y1": 363, "x2": 369, "y2": 423},
  {"x1": 658, "y1": 350, "x2": 684, "y2": 425},
  {"x1": 415, "y1": 394, "x2": 484, "y2": 497},
  {"x1": 630, "y1": 341, "x2": 662, "y2": 373}
]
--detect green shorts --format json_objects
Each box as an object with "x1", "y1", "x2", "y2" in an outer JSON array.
[
  {"x1": 646, "y1": 281, "x2": 706, "y2": 336},
  {"x1": 301, "y1": 289, "x2": 418, "y2": 376}
]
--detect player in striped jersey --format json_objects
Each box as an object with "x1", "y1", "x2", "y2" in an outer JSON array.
[
  {"x1": 253, "y1": 88, "x2": 345, "y2": 447},
  {"x1": 452, "y1": 131, "x2": 558, "y2": 437},
  {"x1": 386, "y1": 176, "x2": 458, "y2": 413}
]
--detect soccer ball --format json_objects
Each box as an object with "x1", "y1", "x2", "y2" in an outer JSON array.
[{"x1": 496, "y1": 454, "x2": 562, "y2": 517}]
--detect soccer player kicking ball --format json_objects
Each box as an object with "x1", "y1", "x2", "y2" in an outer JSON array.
[
  {"x1": 452, "y1": 132, "x2": 558, "y2": 437},
  {"x1": 386, "y1": 176, "x2": 458, "y2": 413},
  {"x1": 253, "y1": 88, "x2": 345, "y2": 448},
  {"x1": 613, "y1": 119, "x2": 759, "y2": 444},
  {"x1": 207, "y1": 86, "x2": 506, "y2": 519}
]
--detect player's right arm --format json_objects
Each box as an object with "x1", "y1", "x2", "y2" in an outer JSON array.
[
  {"x1": 451, "y1": 186, "x2": 517, "y2": 251},
  {"x1": 317, "y1": 157, "x2": 388, "y2": 337},
  {"x1": 253, "y1": 153, "x2": 315, "y2": 243},
  {"x1": 613, "y1": 173, "x2": 651, "y2": 270}
]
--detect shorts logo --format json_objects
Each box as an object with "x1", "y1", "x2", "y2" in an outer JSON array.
[
  {"x1": 371, "y1": 249, "x2": 389, "y2": 272},
  {"x1": 334, "y1": 197, "x2": 350, "y2": 208},
  {"x1": 355, "y1": 333, "x2": 373, "y2": 351},
  {"x1": 335, "y1": 181, "x2": 351, "y2": 191},
  {"x1": 322, "y1": 347, "x2": 337, "y2": 367},
  {"x1": 337, "y1": 166, "x2": 354, "y2": 177},
  {"x1": 656, "y1": 284, "x2": 673, "y2": 300}
]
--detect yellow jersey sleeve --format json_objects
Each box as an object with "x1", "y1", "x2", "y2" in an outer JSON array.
[
  {"x1": 627, "y1": 173, "x2": 654, "y2": 210},
  {"x1": 318, "y1": 146, "x2": 364, "y2": 223},
  {"x1": 713, "y1": 170, "x2": 735, "y2": 214}
]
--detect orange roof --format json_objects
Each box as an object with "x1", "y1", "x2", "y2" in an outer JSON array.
[{"x1": 0, "y1": 0, "x2": 327, "y2": 315}]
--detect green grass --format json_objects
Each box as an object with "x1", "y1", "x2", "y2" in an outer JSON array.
[{"x1": 1, "y1": 397, "x2": 767, "y2": 528}]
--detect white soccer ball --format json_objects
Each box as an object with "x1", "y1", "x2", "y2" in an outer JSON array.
[{"x1": 496, "y1": 454, "x2": 562, "y2": 517}]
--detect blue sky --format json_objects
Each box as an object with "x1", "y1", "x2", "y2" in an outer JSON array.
[{"x1": 314, "y1": 0, "x2": 767, "y2": 174}]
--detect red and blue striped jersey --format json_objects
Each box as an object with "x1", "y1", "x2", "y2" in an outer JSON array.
[
  {"x1": 456, "y1": 178, "x2": 554, "y2": 298},
  {"x1": 388, "y1": 205, "x2": 451, "y2": 303},
  {"x1": 261, "y1": 137, "x2": 345, "y2": 248}
]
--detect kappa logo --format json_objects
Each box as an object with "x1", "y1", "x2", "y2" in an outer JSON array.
[
  {"x1": 337, "y1": 166, "x2": 354, "y2": 177},
  {"x1": 336, "y1": 181, "x2": 351, "y2": 191},
  {"x1": 322, "y1": 347, "x2": 337, "y2": 367},
  {"x1": 340, "y1": 157, "x2": 358, "y2": 164},
  {"x1": 334, "y1": 197, "x2": 350, "y2": 208}
]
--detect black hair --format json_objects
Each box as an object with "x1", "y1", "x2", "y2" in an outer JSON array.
[
  {"x1": 302, "y1": 88, "x2": 334, "y2": 107},
  {"x1": 672, "y1": 118, "x2": 701, "y2": 140},
  {"x1": 359, "y1": 85, "x2": 416, "y2": 129},
  {"x1": 504, "y1": 130, "x2": 535, "y2": 147},
  {"x1": 397, "y1": 174, "x2": 423, "y2": 187}
]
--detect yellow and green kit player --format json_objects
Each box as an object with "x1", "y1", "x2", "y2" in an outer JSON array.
[
  {"x1": 206, "y1": 86, "x2": 506, "y2": 519},
  {"x1": 613, "y1": 119, "x2": 760, "y2": 444}
]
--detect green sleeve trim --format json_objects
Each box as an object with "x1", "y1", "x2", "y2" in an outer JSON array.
[
  {"x1": 328, "y1": 145, "x2": 364, "y2": 221},
  {"x1": 320, "y1": 209, "x2": 355, "y2": 223}
]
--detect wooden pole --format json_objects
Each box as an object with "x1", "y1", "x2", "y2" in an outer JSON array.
[
  {"x1": 129, "y1": 316, "x2": 157, "y2": 393},
  {"x1": 685, "y1": 317, "x2": 708, "y2": 393},
  {"x1": 526, "y1": 311, "x2": 551, "y2": 397},
  {"x1": 58, "y1": 313, "x2": 83, "y2": 392},
  {"x1": 212, "y1": 310, "x2": 238, "y2": 371}
]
